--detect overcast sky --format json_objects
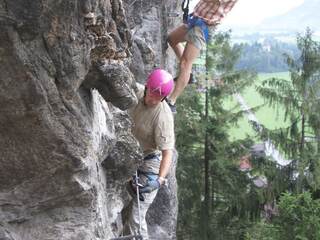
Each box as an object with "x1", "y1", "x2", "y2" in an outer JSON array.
[{"x1": 190, "y1": 0, "x2": 305, "y2": 27}]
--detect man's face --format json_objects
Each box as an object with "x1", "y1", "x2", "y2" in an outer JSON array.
[{"x1": 144, "y1": 88, "x2": 164, "y2": 107}]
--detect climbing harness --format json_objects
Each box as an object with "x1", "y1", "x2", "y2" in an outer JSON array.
[
  {"x1": 138, "y1": 169, "x2": 158, "y2": 182},
  {"x1": 110, "y1": 171, "x2": 143, "y2": 240},
  {"x1": 181, "y1": 0, "x2": 190, "y2": 23},
  {"x1": 143, "y1": 152, "x2": 161, "y2": 161}
]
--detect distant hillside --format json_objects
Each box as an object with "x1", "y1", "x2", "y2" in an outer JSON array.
[
  {"x1": 234, "y1": 39, "x2": 299, "y2": 73},
  {"x1": 258, "y1": 0, "x2": 320, "y2": 32}
]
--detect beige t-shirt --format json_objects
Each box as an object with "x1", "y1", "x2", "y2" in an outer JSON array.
[{"x1": 129, "y1": 84, "x2": 175, "y2": 156}]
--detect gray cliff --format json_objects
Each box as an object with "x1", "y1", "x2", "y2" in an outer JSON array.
[{"x1": 0, "y1": 0, "x2": 181, "y2": 239}]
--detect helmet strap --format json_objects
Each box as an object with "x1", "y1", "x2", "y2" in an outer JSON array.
[{"x1": 144, "y1": 87, "x2": 147, "y2": 97}]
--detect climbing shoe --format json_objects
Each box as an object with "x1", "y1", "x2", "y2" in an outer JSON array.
[
  {"x1": 173, "y1": 73, "x2": 197, "y2": 84},
  {"x1": 165, "y1": 98, "x2": 177, "y2": 114}
]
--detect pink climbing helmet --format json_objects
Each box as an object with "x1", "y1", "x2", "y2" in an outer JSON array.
[{"x1": 146, "y1": 69, "x2": 174, "y2": 97}]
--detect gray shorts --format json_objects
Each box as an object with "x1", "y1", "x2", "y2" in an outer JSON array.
[{"x1": 185, "y1": 25, "x2": 206, "y2": 50}]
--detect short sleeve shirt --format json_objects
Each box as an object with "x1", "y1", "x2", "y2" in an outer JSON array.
[
  {"x1": 193, "y1": 0, "x2": 238, "y2": 26},
  {"x1": 129, "y1": 84, "x2": 175, "y2": 156}
]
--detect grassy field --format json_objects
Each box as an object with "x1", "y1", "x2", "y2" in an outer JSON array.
[{"x1": 225, "y1": 72, "x2": 291, "y2": 140}]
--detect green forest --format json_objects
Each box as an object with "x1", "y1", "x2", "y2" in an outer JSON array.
[
  {"x1": 234, "y1": 39, "x2": 300, "y2": 73},
  {"x1": 176, "y1": 28, "x2": 320, "y2": 240}
]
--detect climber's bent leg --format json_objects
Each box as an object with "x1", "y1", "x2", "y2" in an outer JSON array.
[{"x1": 167, "y1": 24, "x2": 188, "y2": 60}]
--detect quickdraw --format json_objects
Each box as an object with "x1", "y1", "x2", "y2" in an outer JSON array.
[{"x1": 181, "y1": 0, "x2": 190, "y2": 23}]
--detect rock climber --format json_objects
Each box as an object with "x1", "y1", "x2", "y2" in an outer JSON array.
[
  {"x1": 166, "y1": 0, "x2": 238, "y2": 113},
  {"x1": 125, "y1": 69, "x2": 175, "y2": 240}
]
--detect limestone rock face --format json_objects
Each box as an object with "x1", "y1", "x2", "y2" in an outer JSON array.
[
  {"x1": 0, "y1": 0, "x2": 180, "y2": 239},
  {"x1": 123, "y1": 0, "x2": 179, "y2": 82}
]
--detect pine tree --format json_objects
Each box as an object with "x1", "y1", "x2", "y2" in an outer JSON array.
[
  {"x1": 176, "y1": 30, "x2": 258, "y2": 239},
  {"x1": 256, "y1": 28, "x2": 320, "y2": 193}
]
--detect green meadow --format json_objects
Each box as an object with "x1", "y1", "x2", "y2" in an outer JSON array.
[{"x1": 225, "y1": 72, "x2": 291, "y2": 140}]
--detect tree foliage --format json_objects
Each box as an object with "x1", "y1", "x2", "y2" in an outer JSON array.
[
  {"x1": 245, "y1": 191, "x2": 320, "y2": 240},
  {"x1": 176, "y1": 31, "x2": 258, "y2": 240},
  {"x1": 235, "y1": 38, "x2": 299, "y2": 73},
  {"x1": 245, "y1": 28, "x2": 320, "y2": 240},
  {"x1": 176, "y1": 28, "x2": 320, "y2": 240},
  {"x1": 256, "y1": 28, "x2": 320, "y2": 192}
]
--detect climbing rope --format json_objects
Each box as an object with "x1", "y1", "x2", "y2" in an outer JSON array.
[
  {"x1": 110, "y1": 171, "x2": 143, "y2": 240},
  {"x1": 136, "y1": 170, "x2": 143, "y2": 237}
]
